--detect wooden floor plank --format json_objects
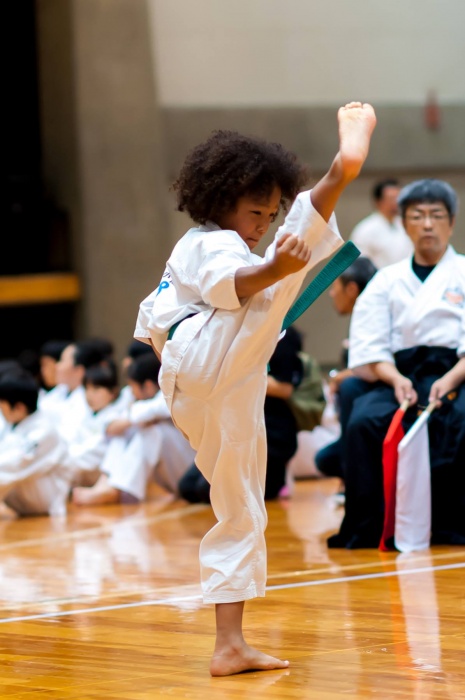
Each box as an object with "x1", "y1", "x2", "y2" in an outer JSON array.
[{"x1": 0, "y1": 479, "x2": 464, "y2": 698}]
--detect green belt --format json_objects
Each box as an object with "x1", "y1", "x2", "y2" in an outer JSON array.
[{"x1": 167, "y1": 241, "x2": 360, "y2": 341}]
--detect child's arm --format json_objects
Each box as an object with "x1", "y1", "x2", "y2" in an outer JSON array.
[
  {"x1": 235, "y1": 233, "x2": 311, "y2": 298},
  {"x1": 235, "y1": 103, "x2": 376, "y2": 299}
]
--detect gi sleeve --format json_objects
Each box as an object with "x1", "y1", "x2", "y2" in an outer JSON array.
[
  {"x1": 129, "y1": 392, "x2": 171, "y2": 424},
  {"x1": 348, "y1": 271, "x2": 395, "y2": 369},
  {"x1": 265, "y1": 190, "x2": 342, "y2": 270},
  {"x1": 197, "y1": 231, "x2": 251, "y2": 309}
]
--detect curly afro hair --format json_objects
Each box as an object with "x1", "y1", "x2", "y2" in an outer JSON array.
[{"x1": 172, "y1": 130, "x2": 309, "y2": 225}]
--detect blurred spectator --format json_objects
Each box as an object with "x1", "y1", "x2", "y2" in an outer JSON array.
[{"x1": 350, "y1": 179, "x2": 412, "y2": 268}]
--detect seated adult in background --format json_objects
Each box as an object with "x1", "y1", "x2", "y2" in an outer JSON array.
[
  {"x1": 350, "y1": 179, "x2": 412, "y2": 268},
  {"x1": 329, "y1": 179, "x2": 465, "y2": 548},
  {"x1": 289, "y1": 258, "x2": 377, "y2": 482}
]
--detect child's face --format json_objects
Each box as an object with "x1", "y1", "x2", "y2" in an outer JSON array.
[
  {"x1": 128, "y1": 379, "x2": 157, "y2": 401},
  {"x1": 0, "y1": 400, "x2": 27, "y2": 424},
  {"x1": 217, "y1": 186, "x2": 281, "y2": 250},
  {"x1": 85, "y1": 384, "x2": 115, "y2": 413},
  {"x1": 40, "y1": 356, "x2": 58, "y2": 389}
]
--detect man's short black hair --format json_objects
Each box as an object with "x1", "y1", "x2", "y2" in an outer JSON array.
[
  {"x1": 339, "y1": 256, "x2": 377, "y2": 293},
  {"x1": 372, "y1": 179, "x2": 400, "y2": 202},
  {"x1": 0, "y1": 370, "x2": 38, "y2": 414},
  {"x1": 127, "y1": 353, "x2": 161, "y2": 386},
  {"x1": 397, "y1": 178, "x2": 458, "y2": 219}
]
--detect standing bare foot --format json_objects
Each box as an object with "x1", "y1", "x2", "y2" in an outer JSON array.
[
  {"x1": 210, "y1": 640, "x2": 289, "y2": 677},
  {"x1": 337, "y1": 102, "x2": 377, "y2": 178}
]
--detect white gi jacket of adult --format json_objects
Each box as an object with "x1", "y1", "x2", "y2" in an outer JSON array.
[
  {"x1": 350, "y1": 212, "x2": 413, "y2": 268},
  {"x1": 349, "y1": 245, "x2": 465, "y2": 369},
  {"x1": 135, "y1": 190, "x2": 342, "y2": 604},
  {"x1": 0, "y1": 411, "x2": 70, "y2": 516}
]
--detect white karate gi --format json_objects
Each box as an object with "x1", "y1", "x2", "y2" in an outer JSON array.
[
  {"x1": 135, "y1": 190, "x2": 341, "y2": 603},
  {"x1": 0, "y1": 411, "x2": 70, "y2": 516},
  {"x1": 349, "y1": 245, "x2": 465, "y2": 369},
  {"x1": 65, "y1": 401, "x2": 125, "y2": 484},
  {"x1": 40, "y1": 384, "x2": 91, "y2": 444},
  {"x1": 102, "y1": 391, "x2": 195, "y2": 500},
  {"x1": 350, "y1": 212, "x2": 413, "y2": 268}
]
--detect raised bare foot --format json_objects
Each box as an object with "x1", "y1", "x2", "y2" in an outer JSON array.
[
  {"x1": 210, "y1": 641, "x2": 289, "y2": 677},
  {"x1": 72, "y1": 482, "x2": 120, "y2": 506},
  {"x1": 338, "y1": 102, "x2": 377, "y2": 179}
]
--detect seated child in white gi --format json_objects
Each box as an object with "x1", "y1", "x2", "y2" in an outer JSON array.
[
  {"x1": 113, "y1": 339, "x2": 156, "y2": 413},
  {"x1": 0, "y1": 370, "x2": 70, "y2": 516},
  {"x1": 134, "y1": 102, "x2": 377, "y2": 676},
  {"x1": 65, "y1": 362, "x2": 124, "y2": 486},
  {"x1": 72, "y1": 353, "x2": 194, "y2": 505}
]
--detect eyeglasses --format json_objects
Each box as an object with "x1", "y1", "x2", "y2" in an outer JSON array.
[{"x1": 405, "y1": 212, "x2": 449, "y2": 224}]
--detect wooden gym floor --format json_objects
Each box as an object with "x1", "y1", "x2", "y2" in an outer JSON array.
[{"x1": 0, "y1": 478, "x2": 464, "y2": 699}]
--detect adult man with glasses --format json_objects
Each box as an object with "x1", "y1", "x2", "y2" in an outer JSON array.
[{"x1": 328, "y1": 179, "x2": 465, "y2": 549}]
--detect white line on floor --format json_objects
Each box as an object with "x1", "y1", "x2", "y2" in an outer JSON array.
[{"x1": 0, "y1": 560, "x2": 464, "y2": 625}]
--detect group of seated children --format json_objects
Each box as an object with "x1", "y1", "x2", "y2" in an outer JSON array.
[{"x1": 0, "y1": 338, "x2": 195, "y2": 517}]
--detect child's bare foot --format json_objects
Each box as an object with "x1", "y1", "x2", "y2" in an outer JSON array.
[
  {"x1": 210, "y1": 641, "x2": 289, "y2": 677},
  {"x1": 338, "y1": 102, "x2": 377, "y2": 179},
  {"x1": 72, "y1": 476, "x2": 120, "y2": 506}
]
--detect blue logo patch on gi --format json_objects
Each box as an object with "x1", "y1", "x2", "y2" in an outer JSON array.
[
  {"x1": 156, "y1": 270, "x2": 172, "y2": 295},
  {"x1": 442, "y1": 287, "x2": 465, "y2": 307}
]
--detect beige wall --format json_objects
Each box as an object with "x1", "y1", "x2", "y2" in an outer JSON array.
[{"x1": 149, "y1": 0, "x2": 465, "y2": 107}]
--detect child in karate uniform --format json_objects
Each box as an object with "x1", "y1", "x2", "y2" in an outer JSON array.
[
  {"x1": 135, "y1": 103, "x2": 377, "y2": 675},
  {"x1": 65, "y1": 362, "x2": 123, "y2": 486},
  {"x1": 72, "y1": 353, "x2": 194, "y2": 505},
  {"x1": 0, "y1": 370, "x2": 70, "y2": 516}
]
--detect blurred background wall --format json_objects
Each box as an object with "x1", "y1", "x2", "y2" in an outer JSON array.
[{"x1": 3, "y1": 0, "x2": 465, "y2": 365}]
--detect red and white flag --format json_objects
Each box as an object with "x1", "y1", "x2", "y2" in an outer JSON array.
[
  {"x1": 380, "y1": 399, "x2": 409, "y2": 551},
  {"x1": 380, "y1": 401, "x2": 435, "y2": 552}
]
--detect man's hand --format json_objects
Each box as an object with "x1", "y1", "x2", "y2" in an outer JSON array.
[
  {"x1": 371, "y1": 361, "x2": 418, "y2": 406},
  {"x1": 429, "y1": 376, "x2": 455, "y2": 407},
  {"x1": 428, "y1": 358, "x2": 465, "y2": 407},
  {"x1": 392, "y1": 375, "x2": 418, "y2": 406}
]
